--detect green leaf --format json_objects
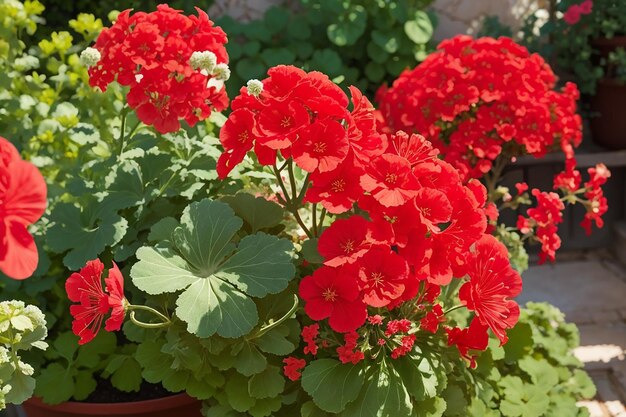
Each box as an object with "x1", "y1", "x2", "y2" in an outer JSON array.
[
  {"x1": 132, "y1": 199, "x2": 295, "y2": 338},
  {"x1": 248, "y1": 366, "x2": 285, "y2": 399},
  {"x1": 221, "y1": 193, "x2": 284, "y2": 233},
  {"x1": 404, "y1": 11, "x2": 433, "y2": 44},
  {"x1": 47, "y1": 201, "x2": 128, "y2": 270},
  {"x1": 235, "y1": 58, "x2": 266, "y2": 81},
  {"x1": 309, "y1": 49, "x2": 343, "y2": 76},
  {"x1": 264, "y1": 7, "x2": 290, "y2": 33},
  {"x1": 570, "y1": 369, "x2": 596, "y2": 399},
  {"x1": 35, "y1": 363, "x2": 75, "y2": 404},
  {"x1": 372, "y1": 30, "x2": 399, "y2": 53},
  {"x1": 261, "y1": 48, "x2": 296, "y2": 67},
  {"x1": 9, "y1": 315, "x2": 33, "y2": 332},
  {"x1": 109, "y1": 356, "x2": 142, "y2": 392},
  {"x1": 4, "y1": 370, "x2": 35, "y2": 404},
  {"x1": 503, "y1": 322, "x2": 533, "y2": 363},
  {"x1": 441, "y1": 384, "x2": 467, "y2": 416},
  {"x1": 518, "y1": 357, "x2": 558, "y2": 390},
  {"x1": 301, "y1": 238, "x2": 324, "y2": 264},
  {"x1": 302, "y1": 359, "x2": 364, "y2": 413},
  {"x1": 73, "y1": 371, "x2": 97, "y2": 401},
  {"x1": 499, "y1": 376, "x2": 549, "y2": 417},
  {"x1": 343, "y1": 361, "x2": 412, "y2": 417},
  {"x1": 225, "y1": 373, "x2": 255, "y2": 412},
  {"x1": 233, "y1": 342, "x2": 267, "y2": 376},
  {"x1": 327, "y1": 5, "x2": 367, "y2": 46},
  {"x1": 414, "y1": 397, "x2": 447, "y2": 417},
  {"x1": 255, "y1": 325, "x2": 296, "y2": 355},
  {"x1": 394, "y1": 354, "x2": 440, "y2": 401}
]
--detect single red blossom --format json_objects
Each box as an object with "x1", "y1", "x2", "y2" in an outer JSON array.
[
  {"x1": 317, "y1": 216, "x2": 372, "y2": 267},
  {"x1": 391, "y1": 334, "x2": 416, "y2": 359},
  {"x1": 0, "y1": 137, "x2": 47, "y2": 280},
  {"x1": 217, "y1": 108, "x2": 258, "y2": 179},
  {"x1": 386, "y1": 131, "x2": 439, "y2": 167},
  {"x1": 553, "y1": 158, "x2": 581, "y2": 193},
  {"x1": 292, "y1": 119, "x2": 349, "y2": 173},
  {"x1": 420, "y1": 304, "x2": 445, "y2": 333},
  {"x1": 368, "y1": 315, "x2": 383, "y2": 325},
  {"x1": 66, "y1": 260, "x2": 127, "y2": 345},
  {"x1": 357, "y1": 247, "x2": 409, "y2": 308},
  {"x1": 460, "y1": 235, "x2": 522, "y2": 344},
  {"x1": 305, "y1": 155, "x2": 364, "y2": 214},
  {"x1": 256, "y1": 99, "x2": 310, "y2": 149},
  {"x1": 299, "y1": 265, "x2": 367, "y2": 333},
  {"x1": 302, "y1": 324, "x2": 320, "y2": 356},
  {"x1": 283, "y1": 357, "x2": 306, "y2": 381},
  {"x1": 413, "y1": 188, "x2": 453, "y2": 233},
  {"x1": 360, "y1": 154, "x2": 419, "y2": 207},
  {"x1": 446, "y1": 318, "x2": 489, "y2": 368}
]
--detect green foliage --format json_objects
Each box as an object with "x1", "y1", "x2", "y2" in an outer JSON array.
[
  {"x1": 521, "y1": 0, "x2": 626, "y2": 95},
  {"x1": 131, "y1": 198, "x2": 295, "y2": 338},
  {"x1": 216, "y1": 0, "x2": 437, "y2": 97},
  {"x1": 466, "y1": 302, "x2": 595, "y2": 417},
  {"x1": 0, "y1": 301, "x2": 47, "y2": 409}
]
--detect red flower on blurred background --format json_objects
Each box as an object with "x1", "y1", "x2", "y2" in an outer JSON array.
[
  {"x1": 460, "y1": 235, "x2": 522, "y2": 344},
  {"x1": 0, "y1": 137, "x2": 47, "y2": 280},
  {"x1": 66, "y1": 259, "x2": 127, "y2": 345}
]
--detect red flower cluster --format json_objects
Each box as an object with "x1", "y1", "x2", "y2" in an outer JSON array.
[
  {"x1": 65, "y1": 259, "x2": 127, "y2": 345},
  {"x1": 517, "y1": 189, "x2": 565, "y2": 263},
  {"x1": 0, "y1": 137, "x2": 47, "y2": 280},
  {"x1": 218, "y1": 65, "x2": 385, "y2": 214},
  {"x1": 376, "y1": 35, "x2": 583, "y2": 182},
  {"x1": 88, "y1": 5, "x2": 229, "y2": 133}
]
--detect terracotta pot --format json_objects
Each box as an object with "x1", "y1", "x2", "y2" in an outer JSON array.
[
  {"x1": 588, "y1": 37, "x2": 626, "y2": 150},
  {"x1": 22, "y1": 393, "x2": 202, "y2": 417}
]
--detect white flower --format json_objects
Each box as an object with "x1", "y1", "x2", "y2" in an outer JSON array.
[
  {"x1": 189, "y1": 50, "x2": 217, "y2": 72},
  {"x1": 212, "y1": 63, "x2": 231, "y2": 81},
  {"x1": 80, "y1": 47, "x2": 101, "y2": 67},
  {"x1": 246, "y1": 79, "x2": 263, "y2": 97}
]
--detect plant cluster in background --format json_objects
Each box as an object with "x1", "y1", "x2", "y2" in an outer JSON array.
[
  {"x1": 0, "y1": 301, "x2": 48, "y2": 410},
  {"x1": 377, "y1": 35, "x2": 610, "y2": 264},
  {"x1": 216, "y1": 0, "x2": 437, "y2": 97},
  {"x1": 529, "y1": 0, "x2": 626, "y2": 95}
]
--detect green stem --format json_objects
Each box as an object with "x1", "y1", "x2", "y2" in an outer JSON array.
[
  {"x1": 273, "y1": 163, "x2": 292, "y2": 205},
  {"x1": 312, "y1": 203, "x2": 318, "y2": 237},
  {"x1": 253, "y1": 295, "x2": 299, "y2": 339},
  {"x1": 443, "y1": 305, "x2": 465, "y2": 315},
  {"x1": 118, "y1": 108, "x2": 130, "y2": 157},
  {"x1": 127, "y1": 304, "x2": 171, "y2": 328}
]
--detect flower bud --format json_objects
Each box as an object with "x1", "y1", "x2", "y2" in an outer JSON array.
[
  {"x1": 189, "y1": 50, "x2": 217, "y2": 72},
  {"x1": 80, "y1": 47, "x2": 101, "y2": 67},
  {"x1": 213, "y1": 63, "x2": 231, "y2": 81},
  {"x1": 246, "y1": 79, "x2": 263, "y2": 97}
]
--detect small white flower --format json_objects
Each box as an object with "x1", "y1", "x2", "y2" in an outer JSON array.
[
  {"x1": 135, "y1": 73, "x2": 144, "y2": 83},
  {"x1": 212, "y1": 63, "x2": 231, "y2": 81},
  {"x1": 189, "y1": 50, "x2": 217, "y2": 72},
  {"x1": 246, "y1": 79, "x2": 263, "y2": 97},
  {"x1": 80, "y1": 47, "x2": 101, "y2": 67}
]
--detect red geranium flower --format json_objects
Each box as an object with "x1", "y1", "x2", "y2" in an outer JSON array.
[
  {"x1": 460, "y1": 235, "x2": 522, "y2": 344},
  {"x1": 305, "y1": 154, "x2": 364, "y2": 214},
  {"x1": 283, "y1": 357, "x2": 306, "y2": 381},
  {"x1": 66, "y1": 259, "x2": 127, "y2": 345},
  {"x1": 317, "y1": 216, "x2": 372, "y2": 267},
  {"x1": 360, "y1": 154, "x2": 419, "y2": 207},
  {"x1": 0, "y1": 137, "x2": 47, "y2": 280},
  {"x1": 292, "y1": 119, "x2": 349, "y2": 173},
  {"x1": 357, "y1": 247, "x2": 409, "y2": 308},
  {"x1": 299, "y1": 265, "x2": 367, "y2": 333},
  {"x1": 217, "y1": 108, "x2": 258, "y2": 179},
  {"x1": 446, "y1": 318, "x2": 489, "y2": 368}
]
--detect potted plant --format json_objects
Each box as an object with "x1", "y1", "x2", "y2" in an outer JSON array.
[
  {"x1": 545, "y1": 0, "x2": 626, "y2": 149},
  {"x1": 376, "y1": 35, "x2": 610, "y2": 267},
  {"x1": 0, "y1": 2, "x2": 599, "y2": 416}
]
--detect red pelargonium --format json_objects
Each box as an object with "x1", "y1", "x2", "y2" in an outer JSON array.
[
  {"x1": 0, "y1": 137, "x2": 47, "y2": 280},
  {"x1": 87, "y1": 4, "x2": 229, "y2": 133},
  {"x1": 446, "y1": 318, "x2": 490, "y2": 368},
  {"x1": 218, "y1": 65, "x2": 385, "y2": 215},
  {"x1": 299, "y1": 265, "x2": 367, "y2": 333},
  {"x1": 460, "y1": 235, "x2": 522, "y2": 344},
  {"x1": 377, "y1": 35, "x2": 583, "y2": 182},
  {"x1": 66, "y1": 259, "x2": 127, "y2": 345}
]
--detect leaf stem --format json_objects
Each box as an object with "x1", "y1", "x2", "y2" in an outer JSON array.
[
  {"x1": 127, "y1": 304, "x2": 171, "y2": 328},
  {"x1": 443, "y1": 305, "x2": 465, "y2": 315},
  {"x1": 253, "y1": 294, "x2": 299, "y2": 339},
  {"x1": 118, "y1": 108, "x2": 130, "y2": 157}
]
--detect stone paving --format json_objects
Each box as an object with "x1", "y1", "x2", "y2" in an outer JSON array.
[{"x1": 518, "y1": 251, "x2": 626, "y2": 417}]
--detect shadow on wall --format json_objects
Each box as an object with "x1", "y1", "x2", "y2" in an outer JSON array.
[{"x1": 430, "y1": 0, "x2": 547, "y2": 40}]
